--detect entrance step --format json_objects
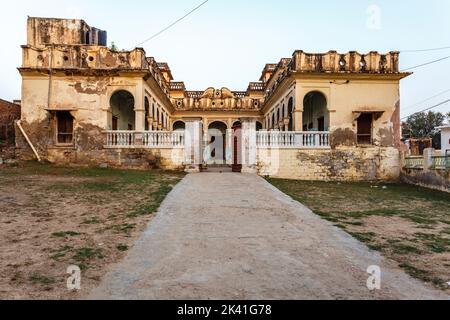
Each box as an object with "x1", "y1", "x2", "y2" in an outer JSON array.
[{"x1": 201, "y1": 165, "x2": 233, "y2": 173}]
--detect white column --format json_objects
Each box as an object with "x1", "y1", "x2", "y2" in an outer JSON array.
[
  {"x1": 184, "y1": 119, "x2": 203, "y2": 172},
  {"x1": 226, "y1": 129, "x2": 233, "y2": 165},
  {"x1": 241, "y1": 118, "x2": 257, "y2": 174}
]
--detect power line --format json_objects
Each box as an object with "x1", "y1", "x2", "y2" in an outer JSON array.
[
  {"x1": 401, "y1": 55, "x2": 450, "y2": 72},
  {"x1": 401, "y1": 99, "x2": 450, "y2": 120},
  {"x1": 402, "y1": 88, "x2": 450, "y2": 112},
  {"x1": 401, "y1": 46, "x2": 450, "y2": 53},
  {"x1": 135, "y1": 0, "x2": 209, "y2": 47}
]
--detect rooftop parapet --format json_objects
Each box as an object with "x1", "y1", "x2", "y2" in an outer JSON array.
[
  {"x1": 27, "y1": 17, "x2": 107, "y2": 47},
  {"x1": 20, "y1": 45, "x2": 148, "y2": 71},
  {"x1": 291, "y1": 50, "x2": 401, "y2": 74}
]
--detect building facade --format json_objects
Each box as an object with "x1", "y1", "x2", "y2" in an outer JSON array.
[{"x1": 17, "y1": 17, "x2": 411, "y2": 180}]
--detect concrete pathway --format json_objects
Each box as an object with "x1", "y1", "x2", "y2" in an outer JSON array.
[{"x1": 90, "y1": 173, "x2": 448, "y2": 300}]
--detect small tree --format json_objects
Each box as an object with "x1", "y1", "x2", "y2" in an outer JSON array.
[
  {"x1": 405, "y1": 111, "x2": 445, "y2": 149},
  {"x1": 110, "y1": 42, "x2": 119, "y2": 52}
]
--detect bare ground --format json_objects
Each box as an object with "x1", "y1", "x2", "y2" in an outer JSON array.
[
  {"x1": 0, "y1": 161, "x2": 184, "y2": 299},
  {"x1": 90, "y1": 173, "x2": 447, "y2": 300},
  {"x1": 268, "y1": 179, "x2": 450, "y2": 294}
]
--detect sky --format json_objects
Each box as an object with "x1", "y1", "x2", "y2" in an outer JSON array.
[{"x1": 0, "y1": 0, "x2": 449, "y2": 118}]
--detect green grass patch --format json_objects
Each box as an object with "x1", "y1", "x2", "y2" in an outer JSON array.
[
  {"x1": 51, "y1": 231, "x2": 81, "y2": 238},
  {"x1": 111, "y1": 223, "x2": 136, "y2": 234},
  {"x1": 116, "y1": 244, "x2": 129, "y2": 252},
  {"x1": 73, "y1": 247, "x2": 104, "y2": 262},
  {"x1": 50, "y1": 245, "x2": 73, "y2": 261},
  {"x1": 29, "y1": 274, "x2": 57, "y2": 285},
  {"x1": 82, "y1": 217, "x2": 101, "y2": 225},
  {"x1": 414, "y1": 233, "x2": 450, "y2": 253},
  {"x1": 399, "y1": 263, "x2": 432, "y2": 282},
  {"x1": 127, "y1": 183, "x2": 174, "y2": 218}
]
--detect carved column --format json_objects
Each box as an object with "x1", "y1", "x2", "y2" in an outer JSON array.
[
  {"x1": 241, "y1": 118, "x2": 257, "y2": 174},
  {"x1": 184, "y1": 118, "x2": 203, "y2": 173}
]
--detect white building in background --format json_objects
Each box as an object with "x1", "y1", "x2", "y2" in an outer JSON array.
[{"x1": 437, "y1": 125, "x2": 450, "y2": 156}]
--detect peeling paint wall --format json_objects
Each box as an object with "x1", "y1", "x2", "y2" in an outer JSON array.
[
  {"x1": 257, "y1": 147, "x2": 400, "y2": 181},
  {"x1": 401, "y1": 169, "x2": 450, "y2": 193}
]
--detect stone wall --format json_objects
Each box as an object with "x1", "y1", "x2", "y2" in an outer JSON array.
[
  {"x1": 401, "y1": 169, "x2": 450, "y2": 193},
  {"x1": 47, "y1": 148, "x2": 185, "y2": 170},
  {"x1": 0, "y1": 99, "x2": 21, "y2": 159},
  {"x1": 0, "y1": 99, "x2": 20, "y2": 144},
  {"x1": 257, "y1": 147, "x2": 400, "y2": 181}
]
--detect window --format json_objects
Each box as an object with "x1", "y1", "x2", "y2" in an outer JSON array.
[
  {"x1": 56, "y1": 111, "x2": 74, "y2": 144},
  {"x1": 357, "y1": 113, "x2": 373, "y2": 145}
]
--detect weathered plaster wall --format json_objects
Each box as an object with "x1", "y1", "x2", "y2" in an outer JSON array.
[
  {"x1": 47, "y1": 147, "x2": 185, "y2": 170},
  {"x1": 401, "y1": 169, "x2": 450, "y2": 193},
  {"x1": 257, "y1": 147, "x2": 400, "y2": 181},
  {"x1": 296, "y1": 79, "x2": 400, "y2": 148},
  {"x1": 17, "y1": 74, "x2": 150, "y2": 159}
]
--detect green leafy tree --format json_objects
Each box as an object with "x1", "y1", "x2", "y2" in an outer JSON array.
[{"x1": 405, "y1": 111, "x2": 445, "y2": 149}]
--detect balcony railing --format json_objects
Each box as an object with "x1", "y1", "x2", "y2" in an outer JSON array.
[
  {"x1": 257, "y1": 131, "x2": 330, "y2": 149},
  {"x1": 105, "y1": 131, "x2": 185, "y2": 149},
  {"x1": 432, "y1": 156, "x2": 450, "y2": 169},
  {"x1": 404, "y1": 156, "x2": 424, "y2": 169}
]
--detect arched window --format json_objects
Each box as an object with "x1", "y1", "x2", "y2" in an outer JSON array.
[
  {"x1": 303, "y1": 91, "x2": 329, "y2": 132},
  {"x1": 110, "y1": 90, "x2": 135, "y2": 130}
]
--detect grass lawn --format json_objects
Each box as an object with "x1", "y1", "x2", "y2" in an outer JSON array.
[
  {"x1": 268, "y1": 178, "x2": 450, "y2": 292},
  {"x1": 0, "y1": 161, "x2": 185, "y2": 299}
]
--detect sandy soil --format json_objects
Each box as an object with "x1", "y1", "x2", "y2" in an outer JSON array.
[{"x1": 0, "y1": 163, "x2": 183, "y2": 299}]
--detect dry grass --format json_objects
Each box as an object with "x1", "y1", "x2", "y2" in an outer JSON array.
[
  {"x1": 268, "y1": 178, "x2": 450, "y2": 292},
  {"x1": 0, "y1": 161, "x2": 185, "y2": 299}
]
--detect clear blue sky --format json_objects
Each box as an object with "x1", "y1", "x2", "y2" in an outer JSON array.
[{"x1": 1, "y1": 0, "x2": 449, "y2": 118}]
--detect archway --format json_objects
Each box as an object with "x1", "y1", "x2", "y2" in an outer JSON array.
[
  {"x1": 173, "y1": 121, "x2": 186, "y2": 132},
  {"x1": 287, "y1": 97, "x2": 294, "y2": 131},
  {"x1": 144, "y1": 97, "x2": 150, "y2": 131},
  {"x1": 256, "y1": 121, "x2": 263, "y2": 131},
  {"x1": 303, "y1": 91, "x2": 329, "y2": 131},
  {"x1": 207, "y1": 121, "x2": 228, "y2": 165},
  {"x1": 110, "y1": 90, "x2": 135, "y2": 130}
]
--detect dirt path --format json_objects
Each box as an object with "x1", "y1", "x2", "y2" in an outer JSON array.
[{"x1": 89, "y1": 173, "x2": 448, "y2": 300}]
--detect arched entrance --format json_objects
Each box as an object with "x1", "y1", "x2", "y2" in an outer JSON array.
[
  {"x1": 173, "y1": 121, "x2": 186, "y2": 131},
  {"x1": 256, "y1": 121, "x2": 263, "y2": 131},
  {"x1": 206, "y1": 121, "x2": 228, "y2": 165},
  {"x1": 110, "y1": 90, "x2": 135, "y2": 131},
  {"x1": 287, "y1": 97, "x2": 294, "y2": 131},
  {"x1": 303, "y1": 91, "x2": 329, "y2": 131}
]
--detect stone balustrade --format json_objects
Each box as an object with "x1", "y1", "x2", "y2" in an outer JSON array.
[
  {"x1": 257, "y1": 131, "x2": 330, "y2": 149},
  {"x1": 105, "y1": 131, "x2": 185, "y2": 149}
]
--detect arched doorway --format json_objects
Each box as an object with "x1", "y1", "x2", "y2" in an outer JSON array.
[
  {"x1": 303, "y1": 91, "x2": 329, "y2": 131},
  {"x1": 110, "y1": 90, "x2": 135, "y2": 130},
  {"x1": 206, "y1": 121, "x2": 228, "y2": 165},
  {"x1": 144, "y1": 97, "x2": 150, "y2": 131},
  {"x1": 256, "y1": 121, "x2": 263, "y2": 131},
  {"x1": 173, "y1": 121, "x2": 186, "y2": 131},
  {"x1": 287, "y1": 97, "x2": 294, "y2": 131}
]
